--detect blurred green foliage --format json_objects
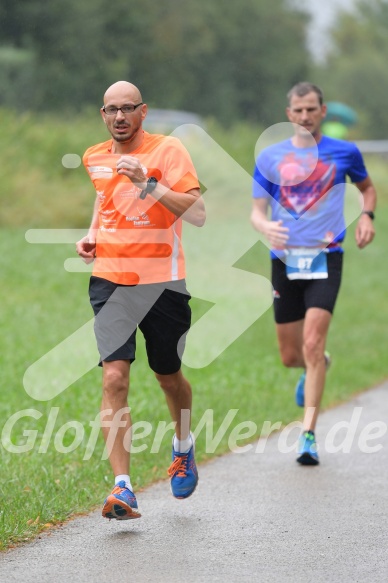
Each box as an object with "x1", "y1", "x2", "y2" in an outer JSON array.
[
  {"x1": 310, "y1": 0, "x2": 388, "y2": 138},
  {"x1": 0, "y1": 0, "x2": 309, "y2": 126},
  {"x1": 2, "y1": 0, "x2": 388, "y2": 135}
]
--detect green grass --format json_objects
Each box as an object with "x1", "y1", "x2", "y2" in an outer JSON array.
[{"x1": 1, "y1": 111, "x2": 388, "y2": 549}]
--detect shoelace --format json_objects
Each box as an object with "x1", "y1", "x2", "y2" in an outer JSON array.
[
  {"x1": 110, "y1": 485, "x2": 135, "y2": 503},
  {"x1": 111, "y1": 485, "x2": 125, "y2": 495},
  {"x1": 168, "y1": 454, "x2": 188, "y2": 478}
]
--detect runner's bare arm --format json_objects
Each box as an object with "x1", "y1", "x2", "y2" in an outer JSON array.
[
  {"x1": 76, "y1": 195, "x2": 99, "y2": 263},
  {"x1": 116, "y1": 156, "x2": 205, "y2": 226},
  {"x1": 250, "y1": 198, "x2": 289, "y2": 248},
  {"x1": 151, "y1": 187, "x2": 205, "y2": 226},
  {"x1": 354, "y1": 176, "x2": 376, "y2": 249}
]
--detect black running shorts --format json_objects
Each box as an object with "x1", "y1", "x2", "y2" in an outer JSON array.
[
  {"x1": 271, "y1": 252, "x2": 343, "y2": 324},
  {"x1": 88, "y1": 276, "x2": 192, "y2": 375}
]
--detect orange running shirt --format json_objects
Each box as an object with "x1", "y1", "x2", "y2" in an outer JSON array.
[{"x1": 83, "y1": 131, "x2": 200, "y2": 285}]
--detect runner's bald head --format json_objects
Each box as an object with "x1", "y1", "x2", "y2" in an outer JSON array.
[{"x1": 104, "y1": 81, "x2": 142, "y2": 105}]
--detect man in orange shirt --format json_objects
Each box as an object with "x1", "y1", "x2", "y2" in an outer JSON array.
[{"x1": 76, "y1": 81, "x2": 205, "y2": 520}]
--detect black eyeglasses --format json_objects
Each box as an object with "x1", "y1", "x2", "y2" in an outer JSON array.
[{"x1": 102, "y1": 103, "x2": 143, "y2": 115}]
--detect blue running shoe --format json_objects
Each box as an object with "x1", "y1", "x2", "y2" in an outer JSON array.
[
  {"x1": 297, "y1": 431, "x2": 319, "y2": 465},
  {"x1": 168, "y1": 438, "x2": 198, "y2": 499},
  {"x1": 295, "y1": 371, "x2": 306, "y2": 407},
  {"x1": 295, "y1": 351, "x2": 331, "y2": 407},
  {"x1": 102, "y1": 481, "x2": 141, "y2": 520}
]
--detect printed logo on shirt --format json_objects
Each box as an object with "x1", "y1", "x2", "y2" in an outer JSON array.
[
  {"x1": 119, "y1": 187, "x2": 140, "y2": 199},
  {"x1": 100, "y1": 225, "x2": 116, "y2": 233},
  {"x1": 88, "y1": 166, "x2": 113, "y2": 179},
  {"x1": 126, "y1": 210, "x2": 153, "y2": 227},
  {"x1": 133, "y1": 219, "x2": 151, "y2": 227},
  {"x1": 279, "y1": 155, "x2": 335, "y2": 217}
]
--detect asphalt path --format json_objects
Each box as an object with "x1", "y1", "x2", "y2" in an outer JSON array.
[{"x1": 1, "y1": 382, "x2": 388, "y2": 582}]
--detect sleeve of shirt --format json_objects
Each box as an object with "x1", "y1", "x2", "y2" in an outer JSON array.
[
  {"x1": 163, "y1": 137, "x2": 200, "y2": 193},
  {"x1": 347, "y1": 143, "x2": 368, "y2": 183}
]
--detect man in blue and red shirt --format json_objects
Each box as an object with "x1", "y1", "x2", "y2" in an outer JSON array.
[{"x1": 251, "y1": 82, "x2": 376, "y2": 465}]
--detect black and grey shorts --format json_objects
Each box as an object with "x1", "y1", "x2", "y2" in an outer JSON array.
[
  {"x1": 271, "y1": 252, "x2": 343, "y2": 324},
  {"x1": 88, "y1": 276, "x2": 192, "y2": 375}
]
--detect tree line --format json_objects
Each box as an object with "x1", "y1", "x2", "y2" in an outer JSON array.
[{"x1": 0, "y1": 0, "x2": 387, "y2": 136}]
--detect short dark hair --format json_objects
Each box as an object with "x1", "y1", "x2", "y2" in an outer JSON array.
[{"x1": 287, "y1": 82, "x2": 324, "y2": 106}]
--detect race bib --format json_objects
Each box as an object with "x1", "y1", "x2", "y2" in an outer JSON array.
[{"x1": 285, "y1": 248, "x2": 328, "y2": 280}]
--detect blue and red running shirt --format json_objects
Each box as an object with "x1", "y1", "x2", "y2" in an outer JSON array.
[{"x1": 252, "y1": 135, "x2": 368, "y2": 257}]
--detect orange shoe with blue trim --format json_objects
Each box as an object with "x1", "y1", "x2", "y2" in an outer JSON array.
[{"x1": 102, "y1": 481, "x2": 141, "y2": 520}]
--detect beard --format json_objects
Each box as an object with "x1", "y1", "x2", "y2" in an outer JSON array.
[
  {"x1": 111, "y1": 119, "x2": 141, "y2": 144},
  {"x1": 113, "y1": 124, "x2": 130, "y2": 141}
]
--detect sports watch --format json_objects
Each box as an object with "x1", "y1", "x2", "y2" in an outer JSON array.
[
  {"x1": 361, "y1": 210, "x2": 375, "y2": 220},
  {"x1": 139, "y1": 177, "x2": 158, "y2": 200}
]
